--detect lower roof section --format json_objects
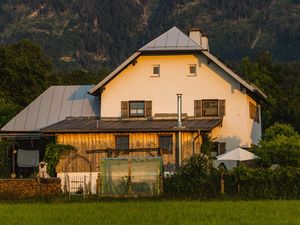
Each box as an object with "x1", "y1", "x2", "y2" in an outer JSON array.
[{"x1": 42, "y1": 118, "x2": 222, "y2": 133}]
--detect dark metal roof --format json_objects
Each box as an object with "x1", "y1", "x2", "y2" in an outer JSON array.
[
  {"x1": 42, "y1": 118, "x2": 222, "y2": 133},
  {"x1": 139, "y1": 26, "x2": 202, "y2": 52}
]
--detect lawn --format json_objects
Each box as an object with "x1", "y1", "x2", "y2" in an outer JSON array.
[{"x1": 0, "y1": 200, "x2": 299, "y2": 225}]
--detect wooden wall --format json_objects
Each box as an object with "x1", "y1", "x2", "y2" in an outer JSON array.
[{"x1": 55, "y1": 132, "x2": 201, "y2": 173}]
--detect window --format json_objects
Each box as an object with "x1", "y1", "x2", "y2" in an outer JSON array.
[
  {"x1": 129, "y1": 101, "x2": 145, "y2": 117},
  {"x1": 188, "y1": 64, "x2": 197, "y2": 76},
  {"x1": 152, "y1": 65, "x2": 160, "y2": 76},
  {"x1": 159, "y1": 135, "x2": 173, "y2": 154},
  {"x1": 115, "y1": 135, "x2": 129, "y2": 150},
  {"x1": 202, "y1": 100, "x2": 218, "y2": 116},
  {"x1": 211, "y1": 142, "x2": 226, "y2": 158}
]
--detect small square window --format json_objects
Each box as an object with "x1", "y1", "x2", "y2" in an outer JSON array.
[
  {"x1": 159, "y1": 135, "x2": 173, "y2": 154},
  {"x1": 188, "y1": 64, "x2": 197, "y2": 76},
  {"x1": 152, "y1": 65, "x2": 160, "y2": 76},
  {"x1": 115, "y1": 135, "x2": 129, "y2": 150}
]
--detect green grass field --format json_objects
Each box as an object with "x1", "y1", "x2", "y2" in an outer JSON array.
[{"x1": 0, "y1": 200, "x2": 299, "y2": 225}]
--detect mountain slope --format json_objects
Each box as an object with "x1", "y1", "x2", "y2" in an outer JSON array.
[{"x1": 0, "y1": 0, "x2": 299, "y2": 71}]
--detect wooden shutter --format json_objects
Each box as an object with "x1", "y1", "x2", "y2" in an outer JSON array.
[
  {"x1": 249, "y1": 102, "x2": 256, "y2": 120},
  {"x1": 218, "y1": 142, "x2": 226, "y2": 155},
  {"x1": 194, "y1": 100, "x2": 202, "y2": 117},
  {"x1": 121, "y1": 101, "x2": 129, "y2": 118},
  {"x1": 218, "y1": 100, "x2": 226, "y2": 117},
  {"x1": 145, "y1": 101, "x2": 152, "y2": 118}
]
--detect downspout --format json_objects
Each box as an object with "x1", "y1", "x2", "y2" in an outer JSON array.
[
  {"x1": 177, "y1": 94, "x2": 183, "y2": 167},
  {"x1": 192, "y1": 130, "x2": 201, "y2": 155}
]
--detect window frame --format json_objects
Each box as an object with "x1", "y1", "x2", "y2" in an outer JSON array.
[
  {"x1": 129, "y1": 101, "x2": 145, "y2": 118},
  {"x1": 115, "y1": 135, "x2": 129, "y2": 150},
  {"x1": 202, "y1": 99, "x2": 219, "y2": 116},
  {"x1": 151, "y1": 64, "x2": 160, "y2": 77},
  {"x1": 159, "y1": 135, "x2": 173, "y2": 154},
  {"x1": 188, "y1": 64, "x2": 197, "y2": 76}
]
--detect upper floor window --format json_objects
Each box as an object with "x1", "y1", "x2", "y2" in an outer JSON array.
[
  {"x1": 115, "y1": 135, "x2": 129, "y2": 150},
  {"x1": 202, "y1": 100, "x2": 218, "y2": 116},
  {"x1": 194, "y1": 99, "x2": 225, "y2": 117},
  {"x1": 129, "y1": 101, "x2": 145, "y2": 117},
  {"x1": 188, "y1": 64, "x2": 197, "y2": 76},
  {"x1": 152, "y1": 65, "x2": 160, "y2": 77}
]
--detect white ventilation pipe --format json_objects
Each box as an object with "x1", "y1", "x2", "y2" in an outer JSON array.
[
  {"x1": 176, "y1": 94, "x2": 183, "y2": 167},
  {"x1": 177, "y1": 94, "x2": 183, "y2": 127}
]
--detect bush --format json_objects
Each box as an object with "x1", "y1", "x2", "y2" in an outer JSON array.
[
  {"x1": 254, "y1": 123, "x2": 300, "y2": 167},
  {"x1": 0, "y1": 139, "x2": 11, "y2": 178},
  {"x1": 224, "y1": 166, "x2": 300, "y2": 199},
  {"x1": 164, "y1": 154, "x2": 219, "y2": 198},
  {"x1": 44, "y1": 144, "x2": 76, "y2": 177}
]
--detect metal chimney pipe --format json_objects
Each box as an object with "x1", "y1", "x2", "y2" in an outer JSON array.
[
  {"x1": 176, "y1": 94, "x2": 183, "y2": 167},
  {"x1": 177, "y1": 94, "x2": 183, "y2": 127}
]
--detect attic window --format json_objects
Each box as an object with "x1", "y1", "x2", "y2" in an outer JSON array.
[
  {"x1": 188, "y1": 64, "x2": 197, "y2": 76},
  {"x1": 152, "y1": 65, "x2": 160, "y2": 77}
]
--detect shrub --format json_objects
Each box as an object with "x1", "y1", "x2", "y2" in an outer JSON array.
[
  {"x1": 0, "y1": 139, "x2": 11, "y2": 178},
  {"x1": 44, "y1": 144, "x2": 76, "y2": 177},
  {"x1": 254, "y1": 123, "x2": 300, "y2": 167},
  {"x1": 224, "y1": 166, "x2": 300, "y2": 199},
  {"x1": 164, "y1": 154, "x2": 219, "y2": 198}
]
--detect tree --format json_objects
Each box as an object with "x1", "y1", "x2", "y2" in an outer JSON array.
[
  {"x1": 0, "y1": 39, "x2": 52, "y2": 107},
  {"x1": 255, "y1": 123, "x2": 300, "y2": 167},
  {"x1": 238, "y1": 52, "x2": 300, "y2": 132}
]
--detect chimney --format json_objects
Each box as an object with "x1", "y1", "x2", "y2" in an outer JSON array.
[{"x1": 189, "y1": 29, "x2": 209, "y2": 51}]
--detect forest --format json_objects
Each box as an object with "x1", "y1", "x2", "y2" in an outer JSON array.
[{"x1": 0, "y1": 0, "x2": 299, "y2": 70}]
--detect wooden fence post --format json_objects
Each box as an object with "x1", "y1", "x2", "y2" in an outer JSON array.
[
  {"x1": 220, "y1": 172, "x2": 225, "y2": 195},
  {"x1": 159, "y1": 174, "x2": 164, "y2": 196},
  {"x1": 97, "y1": 172, "x2": 101, "y2": 197}
]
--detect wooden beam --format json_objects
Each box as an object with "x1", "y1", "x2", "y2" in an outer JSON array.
[{"x1": 86, "y1": 148, "x2": 161, "y2": 154}]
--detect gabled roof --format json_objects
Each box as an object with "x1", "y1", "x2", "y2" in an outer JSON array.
[
  {"x1": 89, "y1": 26, "x2": 266, "y2": 100},
  {"x1": 1, "y1": 85, "x2": 99, "y2": 132},
  {"x1": 139, "y1": 26, "x2": 203, "y2": 51},
  {"x1": 42, "y1": 118, "x2": 222, "y2": 133},
  {"x1": 89, "y1": 52, "x2": 141, "y2": 95}
]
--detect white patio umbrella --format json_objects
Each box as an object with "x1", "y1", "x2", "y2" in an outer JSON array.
[{"x1": 216, "y1": 147, "x2": 258, "y2": 161}]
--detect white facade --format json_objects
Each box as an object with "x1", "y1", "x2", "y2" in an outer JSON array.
[{"x1": 100, "y1": 53, "x2": 262, "y2": 151}]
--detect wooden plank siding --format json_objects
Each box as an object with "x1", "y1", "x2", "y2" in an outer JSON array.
[{"x1": 55, "y1": 132, "x2": 202, "y2": 173}]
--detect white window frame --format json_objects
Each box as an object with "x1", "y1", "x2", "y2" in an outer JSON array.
[{"x1": 151, "y1": 65, "x2": 160, "y2": 77}]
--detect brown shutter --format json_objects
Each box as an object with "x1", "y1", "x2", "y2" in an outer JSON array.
[
  {"x1": 218, "y1": 100, "x2": 225, "y2": 116},
  {"x1": 249, "y1": 102, "x2": 255, "y2": 120},
  {"x1": 145, "y1": 101, "x2": 152, "y2": 118},
  {"x1": 121, "y1": 101, "x2": 129, "y2": 118},
  {"x1": 218, "y1": 142, "x2": 226, "y2": 155},
  {"x1": 194, "y1": 100, "x2": 202, "y2": 117}
]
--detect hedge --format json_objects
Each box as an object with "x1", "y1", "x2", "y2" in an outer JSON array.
[{"x1": 164, "y1": 154, "x2": 300, "y2": 199}]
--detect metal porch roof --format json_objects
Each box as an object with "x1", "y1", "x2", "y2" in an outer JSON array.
[{"x1": 42, "y1": 118, "x2": 222, "y2": 133}]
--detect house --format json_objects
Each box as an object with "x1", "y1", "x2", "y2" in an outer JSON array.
[{"x1": 1, "y1": 27, "x2": 266, "y2": 177}]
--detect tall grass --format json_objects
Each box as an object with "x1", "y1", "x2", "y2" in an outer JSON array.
[{"x1": 0, "y1": 200, "x2": 299, "y2": 225}]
